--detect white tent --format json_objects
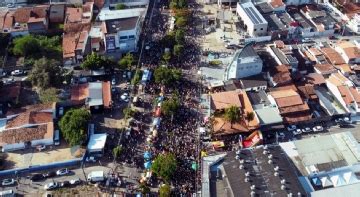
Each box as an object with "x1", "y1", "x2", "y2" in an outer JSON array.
[
  {"x1": 330, "y1": 174, "x2": 346, "y2": 187},
  {"x1": 343, "y1": 171, "x2": 358, "y2": 185},
  {"x1": 320, "y1": 176, "x2": 333, "y2": 187}
]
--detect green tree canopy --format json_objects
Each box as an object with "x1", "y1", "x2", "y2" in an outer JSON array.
[
  {"x1": 28, "y1": 58, "x2": 64, "y2": 89},
  {"x1": 245, "y1": 111, "x2": 255, "y2": 126},
  {"x1": 175, "y1": 29, "x2": 185, "y2": 44},
  {"x1": 59, "y1": 108, "x2": 91, "y2": 146},
  {"x1": 224, "y1": 105, "x2": 241, "y2": 128},
  {"x1": 161, "y1": 93, "x2": 180, "y2": 116},
  {"x1": 123, "y1": 107, "x2": 136, "y2": 119},
  {"x1": 162, "y1": 51, "x2": 171, "y2": 64},
  {"x1": 175, "y1": 16, "x2": 187, "y2": 28},
  {"x1": 118, "y1": 53, "x2": 134, "y2": 70},
  {"x1": 113, "y1": 146, "x2": 123, "y2": 159},
  {"x1": 173, "y1": 44, "x2": 184, "y2": 57},
  {"x1": 81, "y1": 52, "x2": 113, "y2": 70},
  {"x1": 154, "y1": 66, "x2": 182, "y2": 86},
  {"x1": 159, "y1": 184, "x2": 171, "y2": 197},
  {"x1": 39, "y1": 88, "x2": 59, "y2": 104},
  {"x1": 12, "y1": 35, "x2": 40, "y2": 57},
  {"x1": 152, "y1": 153, "x2": 177, "y2": 182},
  {"x1": 131, "y1": 69, "x2": 143, "y2": 85},
  {"x1": 139, "y1": 183, "x2": 151, "y2": 194}
]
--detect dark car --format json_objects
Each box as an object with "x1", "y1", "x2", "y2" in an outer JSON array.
[
  {"x1": 43, "y1": 171, "x2": 57, "y2": 178},
  {"x1": 60, "y1": 181, "x2": 70, "y2": 188},
  {"x1": 30, "y1": 174, "x2": 45, "y2": 181}
]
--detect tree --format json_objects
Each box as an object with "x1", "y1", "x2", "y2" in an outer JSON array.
[
  {"x1": 28, "y1": 58, "x2": 64, "y2": 89},
  {"x1": 118, "y1": 53, "x2": 134, "y2": 70},
  {"x1": 152, "y1": 153, "x2": 177, "y2": 182},
  {"x1": 162, "y1": 51, "x2": 171, "y2": 64},
  {"x1": 116, "y1": 3, "x2": 126, "y2": 10},
  {"x1": 59, "y1": 108, "x2": 91, "y2": 146},
  {"x1": 123, "y1": 107, "x2": 136, "y2": 119},
  {"x1": 159, "y1": 184, "x2": 171, "y2": 197},
  {"x1": 0, "y1": 153, "x2": 6, "y2": 170},
  {"x1": 224, "y1": 105, "x2": 241, "y2": 128},
  {"x1": 113, "y1": 146, "x2": 123, "y2": 159},
  {"x1": 131, "y1": 69, "x2": 142, "y2": 85},
  {"x1": 175, "y1": 16, "x2": 187, "y2": 28},
  {"x1": 175, "y1": 29, "x2": 185, "y2": 44},
  {"x1": 154, "y1": 67, "x2": 182, "y2": 86},
  {"x1": 177, "y1": 0, "x2": 187, "y2": 8},
  {"x1": 173, "y1": 44, "x2": 184, "y2": 58},
  {"x1": 39, "y1": 88, "x2": 59, "y2": 104},
  {"x1": 12, "y1": 35, "x2": 40, "y2": 57},
  {"x1": 245, "y1": 111, "x2": 255, "y2": 126},
  {"x1": 161, "y1": 93, "x2": 180, "y2": 117},
  {"x1": 81, "y1": 52, "x2": 111, "y2": 70}
]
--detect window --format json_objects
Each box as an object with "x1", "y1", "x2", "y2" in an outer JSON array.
[
  {"x1": 128, "y1": 35, "x2": 135, "y2": 39},
  {"x1": 254, "y1": 29, "x2": 257, "y2": 31},
  {"x1": 119, "y1": 36, "x2": 128, "y2": 40},
  {"x1": 260, "y1": 28, "x2": 263, "y2": 30}
]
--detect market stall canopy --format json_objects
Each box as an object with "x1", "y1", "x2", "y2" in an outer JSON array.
[
  {"x1": 152, "y1": 117, "x2": 161, "y2": 127},
  {"x1": 144, "y1": 161, "x2": 152, "y2": 169},
  {"x1": 152, "y1": 129, "x2": 158, "y2": 137},
  {"x1": 155, "y1": 107, "x2": 161, "y2": 117},
  {"x1": 199, "y1": 127, "x2": 206, "y2": 133},
  {"x1": 212, "y1": 141, "x2": 225, "y2": 149},
  {"x1": 144, "y1": 151, "x2": 152, "y2": 160},
  {"x1": 191, "y1": 162, "x2": 198, "y2": 170}
]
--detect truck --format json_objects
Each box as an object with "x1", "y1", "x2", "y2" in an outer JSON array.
[{"x1": 87, "y1": 171, "x2": 105, "y2": 182}]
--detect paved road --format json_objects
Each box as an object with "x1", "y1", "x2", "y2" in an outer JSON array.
[{"x1": 0, "y1": 162, "x2": 141, "y2": 195}]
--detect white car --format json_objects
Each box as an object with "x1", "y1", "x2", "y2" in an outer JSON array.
[
  {"x1": 304, "y1": 127, "x2": 311, "y2": 133},
  {"x1": 44, "y1": 182, "x2": 59, "y2": 190},
  {"x1": 69, "y1": 178, "x2": 81, "y2": 185},
  {"x1": 278, "y1": 132, "x2": 285, "y2": 138},
  {"x1": 11, "y1": 70, "x2": 23, "y2": 76},
  {"x1": 287, "y1": 125, "x2": 297, "y2": 131},
  {"x1": 111, "y1": 78, "x2": 116, "y2": 85},
  {"x1": 312, "y1": 126, "x2": 324, "y2": 132},
  {"x1": 293, "y1": 129, "x2": 302, "y2": 135},
  {"x1": 56, "y1": 168, "x2": 69, "y2": 176},
  {"x1": 2, "y1": 179, "x2": 16, "y2": 186}
]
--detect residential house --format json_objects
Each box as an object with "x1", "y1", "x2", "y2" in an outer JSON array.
[
  {"x1": 247, "y1": 90, "x2": 283, "y2": 127},
  {"x1": 314, "y1": 64, "x2": 338, "y2": 76},
  {"x1": 269, "y1": 0, "x2": 285, "y2": 12},
  {"x1": 326, "y1": 72, "x2": 360, "y2": 115},
  {"x1": 210, "y1": 90, "x2": 260, "y2": 136},
  {"x1": 267, "y1": 64, "x2": 293, "y2": 87},
  {"x1": 300, "y1": 5, "x2": 337, "y2": 36},
  {"x1": 62, "y1": 2, "x2": 93, "y2": 65},
  {"x1": 348, "y1": 13, "x2": 360, "y2": 34},
  {"x1": 335, "y1": 41, "x2": 360, "y2": 64},
  {"x1": 89, "y1": 22, "x2": 106, "y2": 52},
  {"x1": 224, "y1": 44, "x2": 263, "y2": 80},
  {"x1": 268, "y1": 89, "x2": 312, "y2": 124},
  {"x1": 267, "y1": 43, "x2": 299, "y2": 71},
  {"x1": 49, "y1": 4, "x2": 66, "y2": 23},
  {"x1": 239, "y1": 75, "x2": 267, "y2": 92},
  {"x1": 0, "y1": 104, "x2": 55, "y2": 152},
  {"x1": 96, "y1": 8, "x2": 146, "y2": 53},
  {"x1": 0, "y1": 6, "x2": 49, "y2": 36},
  {"x1": 264, "y1": 12, "x2": 297, "y2": 40},
  {"x1": 71, "y1": 81, "x2": 112, "y2": 113}
]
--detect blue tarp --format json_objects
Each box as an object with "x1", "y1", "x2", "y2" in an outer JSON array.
[
  {"x1": 144, "y1": 161, "x2": 152, "y2": 169},
  {"x1": 144, "y1": 151, "x2": 151, "y2": 160},
  {"x1": 141, "y1": 69, "x2": 151, "y2": 83},
  {"x1": 152, "y1": 118, "x2": 161, "y2": 127}
]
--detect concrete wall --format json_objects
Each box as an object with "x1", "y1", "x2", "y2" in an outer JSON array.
[
  {"x1": 31, "y1": 138, "x2": 54, "y2": 147},
  {"x1": 3, "y1": 143, "x2": 25, "y2": 152},
  {"x1": 236, "y1": 3, "x2": 268, "y2": 37}
]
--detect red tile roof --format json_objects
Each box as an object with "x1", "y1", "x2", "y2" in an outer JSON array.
[
  {"x1": 102, "y1": 81, "x2": 112, "y2": 108},
  {"x1": 6, "y1": 111, "x2": 53, "y2": 129},
  {"x1": 71, "y1": 83, "x2": 89, "y2": 101}
]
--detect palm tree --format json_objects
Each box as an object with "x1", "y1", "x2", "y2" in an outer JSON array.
[
  {"x1": 224, "y1": 106, "x2": 241, "y2": 129},
  {"x1": 245, "y1": 111, "x2": 255, "y2": 127}
]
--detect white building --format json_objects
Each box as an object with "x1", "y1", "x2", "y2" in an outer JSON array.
[
  {"x1": 236, "y1": 2, "x2": 268, "y2": 37},
  {"x1": 348, "y1": 14, "x2": 360, "y2": 35},
  {"x1": 87, "y1": 133, "x2": 107, "y2": 156},
  {"x1": 224, "y1": 44, "x2": 263, "y2": 80},
  {"x1": 96, "y1": 8, "x2": 146, "y2": 53},
  {"x1": 335, "y1": 41, "x2": 360, "y2": 64}
]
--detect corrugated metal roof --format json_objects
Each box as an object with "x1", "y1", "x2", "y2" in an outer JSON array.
[{"x1": 88, "y1": 82, "x2": 103, "y2": 106}]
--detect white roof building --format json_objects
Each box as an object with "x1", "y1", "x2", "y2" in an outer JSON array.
[{"x1": 87, "y1": 133, "x2": 107, "y2": 154}]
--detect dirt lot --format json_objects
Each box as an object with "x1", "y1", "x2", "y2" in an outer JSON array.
[{"x1": 5, "y1": 144, "x2": 78, "y2": 169}]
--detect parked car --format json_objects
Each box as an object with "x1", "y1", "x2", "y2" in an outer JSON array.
[
  {"x1": 312, "y1": 126, "x2": 324, "y2": 132},
  {"x1": 43, "y1": 171, "x2": 57, "y2": 178},
  {"x1": 304, "y1": 127, "x2": 311, "y2": 133},
  {"x1": 44, "y1": 182, "x2": 59, "y2": 190},
  {"x1": 86, "y1": 156, "x2": 96, "y2": 163},
  {"x1": 56, "y1": 168, "x2": 69, "y2": 176},
  {"x1": 111, "y1": 78, "x2": 116, "y2": 85},
  {"x1": 59, "y1": 107, "x2": 64, "y2": 116},
  {"x1": 30, "y1": 174, "x2": 45, "y2": 181},
  {"x1": 2, "y1": 179, "x2": 16, "y2": 186},
  {"x1": 69, "y1": 178, "x2": 81, "y2": 185},
  {"x1": 293, "y1": 129, "x2": 302, "y2": 135},
  {"x1": 60, "y1": 181, "x2": 70, "y2": 188},
  {"x1": 11, "y1": 70, "x2": 24, "y2": 76},
  {"x1": 287, "y1": 125, "x2": 297, "y2": 131}
]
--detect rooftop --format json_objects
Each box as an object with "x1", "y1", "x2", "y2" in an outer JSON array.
[
  {"x1": 255, "y1": 108, "x2": 283, "y2": 125},
  {"x1": 321, "y1": 47, "x2": 346, "y2": 65},
  {"x1": 239, "y1": 75, "x2": 267, "y2": 90},
  {"x1": 214, "y1": 146, "x2": 305, "y2": 196},
  {"x1": 105, "y1": 16, "x2": 139, "y2": 33},
  {"x1": 97, "y1": 8, "x2": 146, "y2": 21},
  {"x1": 88, "y1": 82, "x2": 103, "y2": 106},
  {"x1": 280, "y1": 132, "x2": 360, "y2": 176},
  {"x1": 239, "y1": 2, "x2": 267, "y2": 25},
  {"x1": 87, "y1": 133, "x2": 107, "y2": 151},
  {"x1": 210, "y1": 90, "x2": 243, "y2": 110},
  {"x1": 247, "y1": 90, "x2": 271, "y2": 107}
]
